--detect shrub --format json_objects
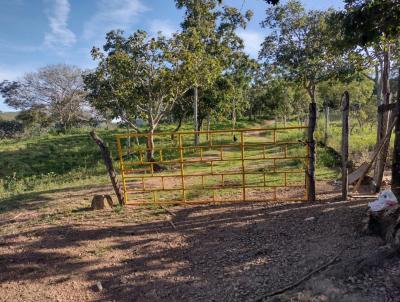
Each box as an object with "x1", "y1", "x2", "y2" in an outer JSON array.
[{"x1": 0, "y1": 120, "x2": 23, "y2": 139}]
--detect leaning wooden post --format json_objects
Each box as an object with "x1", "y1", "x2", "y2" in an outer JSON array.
[
  {"x1": 341, "y1": 91, "x2": 350, "y2": 200},
  {"x1": 90, "y1": 130, "x2": 125, "y2": 205},
  {"x1": 307, "y1": 102, "x2": 317, "y2": 202}
]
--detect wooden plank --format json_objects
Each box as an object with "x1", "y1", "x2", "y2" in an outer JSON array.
[
  {"x1": 348, "y1": 162, "x2": 369, "y2": 185},
  {"x1": 348, "y1": 193, "x2": 378, "y2": 199},
  {"x1": 353, "y1": 116, "x2": 398, "y2": 192}
]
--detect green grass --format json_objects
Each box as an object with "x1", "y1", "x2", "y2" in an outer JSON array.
[
  {"x1": 316, "y1": 119, "x2": 394, "y2": 166},
  {"x1": 0, "y1": 118, "x2": 341, "y2": 203}
]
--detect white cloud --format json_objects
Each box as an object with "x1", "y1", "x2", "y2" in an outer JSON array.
[
  {"x1": 237, "y1": 29, "x2": 264, "y2": 58},
  {"x1": 44, "y1": 0, "x2": 76, "y2": 48},
  {"x1": 149, "y1": 19, "x2": 177, "y2": 38},
  {"x1": 83, "y1": 0, "x2": 149, "y2": 41}
]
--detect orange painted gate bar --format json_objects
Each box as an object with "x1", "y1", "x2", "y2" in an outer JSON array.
[{"x1": 115, "y1": 126, "x2": 310, "y2": 205}]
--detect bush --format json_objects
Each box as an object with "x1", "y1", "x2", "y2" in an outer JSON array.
[{"x1": 0, "y1": 120, "x2": 23, "y2": 139}]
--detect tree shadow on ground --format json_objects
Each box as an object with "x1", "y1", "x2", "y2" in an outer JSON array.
[
  {"x1": 0, "y1": 198, "x2": 384, "y2": 301},
  {"x1": 0, "y1": 183, "x2": 111, "y2": 214}
]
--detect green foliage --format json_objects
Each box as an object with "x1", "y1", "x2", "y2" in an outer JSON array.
[
  {"x1": 15, "y1": 108, "x2": 51, "y2": 136},
  {"x1": 84, "y1": 30, "x2": 188, "y2": 132},
  {"x1": 260, "y1": 0, "x2": 357, "y2": 102},
  {"x1": 340, "y1": 0, "x2": 400, "y2": 46},
  {"x1": 0, "y1": 120, "x2": 23, "y2": 139},
  {"x1": 0, "y1": 65, "x2": 87, "y2": 130}
]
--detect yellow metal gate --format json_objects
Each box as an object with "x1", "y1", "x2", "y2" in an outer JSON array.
[{"x1": 116, "y1": 127, "x2": 310, "y2": 205}]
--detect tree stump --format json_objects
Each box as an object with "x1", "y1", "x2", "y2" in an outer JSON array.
[
  {"x1": 91, "y1": 195, "x2": 114, "y2": 210},
  {"x1": 363, "y1": 205, "x2": 400, "y2": 246}
]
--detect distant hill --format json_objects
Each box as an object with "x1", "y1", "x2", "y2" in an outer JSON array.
[{"x1": 0, "y1": 111, "x2": 18, "y2": 121}]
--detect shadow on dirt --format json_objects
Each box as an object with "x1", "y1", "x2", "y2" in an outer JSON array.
[
  {"x1": 0, "y1": 184, "x2": 110, "y2": 214},
  {"x1": 0, "y1": 198, "x2": 387, "y2": 301}
]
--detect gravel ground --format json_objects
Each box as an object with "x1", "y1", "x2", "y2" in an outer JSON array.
[{"x1": 0, "y1": 183, "x2": 399, "y2": 301}]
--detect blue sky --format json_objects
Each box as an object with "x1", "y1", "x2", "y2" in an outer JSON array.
[{"x1": 0, "y1": 0, "x2": 344, "y2": 112}]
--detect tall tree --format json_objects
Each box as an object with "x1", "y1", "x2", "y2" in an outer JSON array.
[
  {"x1": 0, "y1": 64, "x2": 87, "y2": 131},
  {"x1": 84, "y1": 30, "x2": 189, "y2": 161},
  {"x1": 176, "y1": 0, "x2": 252, "y2": 144},
  {"x1": 339, "y1": 0, "x2": 400, "y2": 191},
  {"x1": 259, "y1": 0, "x2": 355, "y2": 103}
]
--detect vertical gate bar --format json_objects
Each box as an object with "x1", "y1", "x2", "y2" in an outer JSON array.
[
  {"x1": 178, "y1": 133, "x2": 185, "y2": 202},
  {"x1": 161, "y1": 176, "x2": 165, "y2": 190},
  {"x1": 284, "y1": 172, "x2": 287, "y2": 186},
  {"x1": 221, "y1": 174, "x2": 224, "y2": 187},
  {"x1": 202, "y1": 175, "x2": 204, "y2": 189},
  {"x1": 241, "y1": 131, "x2": 246, "y2": 201},
  {"x1": 285, "y1": 144, "x2": 288, "y2": 158},
  {"x1": 160, "y1": 149, "x2": 163, "y2": 162},
  {"x1": 273, "y1": 129, "x2": 276, "y2": 143},
  {"x1": 116, "y1": 137, "x2": 128, "y2": 204},
  {"x1": 200, "y1": 147, "x2": 203, "y2": 161},
  {"x1": 263, "y1": 145, "x2": 266, "y2": 159},
  {"x1": 220, "y1": 147, "x2": 223, "y2": 160}
]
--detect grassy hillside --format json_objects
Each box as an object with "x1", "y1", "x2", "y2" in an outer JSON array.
[{"x1": 0, "y1": 119, "x2": 340, "y2": 201}]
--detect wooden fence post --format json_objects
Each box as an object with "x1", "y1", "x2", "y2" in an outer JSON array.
[
  {"x1": 307, "y1": 102, "x2": 317, "y2": 202},
  {"x1": 90, "y1": 131, "x2": 125, "y2": 205},
  {"x1": 392, "y1": 70, "x2": 400, "y2": 199},
  {"x1": 375, "y1": 92, "x2": 392, "y2": 192},
  {"x1": 341, "y1": 91, "x2": 350, "y2": 200}
]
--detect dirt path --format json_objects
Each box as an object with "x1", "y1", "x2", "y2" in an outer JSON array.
[{"x1": 0, "y1": 182, "x2": 399, "y2": 301}]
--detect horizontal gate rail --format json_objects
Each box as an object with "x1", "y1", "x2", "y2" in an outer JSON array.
[{"x1": 115, "y1": 126, "x2": 310, "y2": 205}]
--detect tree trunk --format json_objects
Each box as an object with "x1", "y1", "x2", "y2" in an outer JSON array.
[
  {"x1": 324, "y1": 102, "x2": 329, "y2": 145},
  {"x1": 194, "y1": 86, "x2": 199, "y2": 145},
  {"x1": 126, "y1": 125, "x2": 131, "y2": 155},
  {"x1": 341, "y1": 92, "x2": 350, "y2": 200},
  {"x1": 307, "y1": 102, "x2": 317, "y2": 202},
  {"x1": 375, "y1": 63, "x2": 383, "y2": 144},
  {"x1": 374, "y1": 47, "x2": 391, "y2": 191},
  {"x1": 89, "y1": 131, "x2": 125, "y2": 205},
  {"x1": 232, "y1": 98, "x2": 237, "y2": 130},
  {"x1": 392, "y1": 66, "x2": 400, "y2": 200},
  {"x1": 146, "y1": 128, "x2": 155, "y2": 162},
  {"x1": 206, "y1": 111, "x2": 211, "y2": 142},
  {"x1": 306, "y1": 83, "x2": 316, "y2": 104},
  {"x1": 171, "y1": 112, "x2": 185, "y2": 140}
]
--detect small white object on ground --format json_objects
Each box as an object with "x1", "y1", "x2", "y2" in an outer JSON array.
[
  {"x1": 304, "y1": 217, "x2": 315, "y2": 221},
  {"x1": 368, "y1": 189, "x2": 398, "y2": 212},
  {"x1": 96, "y1": 281, "x2": 103, "y2": 291}
]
